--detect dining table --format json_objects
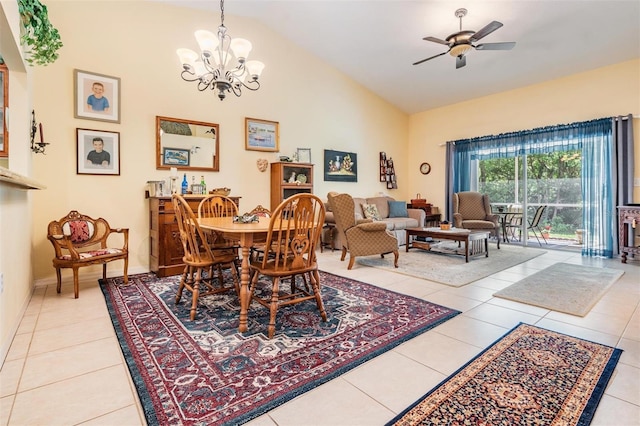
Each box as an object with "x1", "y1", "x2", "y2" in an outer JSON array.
[
  {"x1": 492, "y1": 208, "x2": 523, "y2": 242},
  {"x1": 198, "y1": 216, "x2": 271, "y2": 333}
]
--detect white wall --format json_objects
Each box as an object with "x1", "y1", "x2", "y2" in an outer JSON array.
[{"x1": 0, "y1": 1, "x2": 37, "y2": 363}]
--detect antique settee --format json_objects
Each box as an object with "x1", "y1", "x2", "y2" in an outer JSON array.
[{"x1": 324, "y1": 195, "x2": 425, "y2": 249}]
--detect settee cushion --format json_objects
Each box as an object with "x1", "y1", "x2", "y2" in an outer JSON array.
[
  {"x1": 362, "y1": 204, "x2": 381, "y2": 221},
  {"x1": 388, "y1": 201, "x2": 408, "y2": 218}
]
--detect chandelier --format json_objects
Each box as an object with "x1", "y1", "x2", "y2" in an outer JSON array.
[{"x1": 176, "y1": 0, "x2": 264, "y2": 101}]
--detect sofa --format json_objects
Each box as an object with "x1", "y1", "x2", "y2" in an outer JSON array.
[{"x1": 324, "y1": 195, "x2": 425, "y2": 249}]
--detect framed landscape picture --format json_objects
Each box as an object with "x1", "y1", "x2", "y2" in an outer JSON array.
[
  {"x1": 74, "y1": 69, "x2": 121, "y2": 123},
  {"x1": 163, "y1": 147, "x2": 190, "y2": 166},
  {"x1": 324, "y1": 149, "x2": 357, "y2": 182},
  {"x1": 245, "y1": 117, "x2": 279, "y2": 152},
  {"x1": 77, "y1": 128, "x2": 120, "y2": 175}
]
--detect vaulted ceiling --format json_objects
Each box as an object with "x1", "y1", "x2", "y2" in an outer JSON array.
[{"x1": 162, "y1": 0, "x2": 640, "y2": 114}]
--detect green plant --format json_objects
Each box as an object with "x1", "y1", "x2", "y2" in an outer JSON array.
[{"x1": 18, "y1": 0, "x2": 63, "y2": 66}]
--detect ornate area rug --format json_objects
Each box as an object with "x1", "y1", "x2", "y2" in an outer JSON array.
[
  {"x1": 494, "y1": 263, "x2": 624, "y2": 316},
  {"x1": 388, "y1": 323, "x2": 622, "y2": 426},
  {"x1": 100, "y1": 271, "x2": 460, "y2": 426},
  {"x1": 357, "y1": 244, "x2": 545, "y2": 287}
]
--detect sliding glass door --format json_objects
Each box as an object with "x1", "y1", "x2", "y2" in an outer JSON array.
[{"x1": 477, "y1": 150, "x2": 583, "y2": 246}]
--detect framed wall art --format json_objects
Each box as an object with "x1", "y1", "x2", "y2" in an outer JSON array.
[
  {"x1": 74, "y1": 69, "x2": 121, "y2": 123},
  {"x1": 162, "y1": 147, "x2": 190, "y2": 166},
  {"x1": 76, "y1": 128, "x2": 120, "y2": 175},
  {"x1": 245, "y1": 117, "x2": 279, "y2": 152},
  {"x1": 324, "y1": 149, "x2": 357, "y2": 182}
]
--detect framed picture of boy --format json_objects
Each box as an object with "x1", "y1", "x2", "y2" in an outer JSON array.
[
  {"x1": 74, "y1": 70, "x2": 121, "y2": 123},
  {"x1": 76, "y1": 128, "x2": 120, "y2": 175}
]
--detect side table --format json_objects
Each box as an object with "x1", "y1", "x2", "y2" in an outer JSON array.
[
  {"x1": 321, "y1": 223, "x2": 336, "y2": 252},
  {"x1": 424, "y1": 213, "x2": 441, "y2": 227},
  {"x1": 407, "y1": 203, "x2": 441, "y2": 227}
]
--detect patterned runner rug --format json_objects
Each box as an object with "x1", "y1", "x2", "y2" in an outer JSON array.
[
  {"x1": 100, "y1": 271, "x2": 460, "y2": 425},
  {"x1": 388, "y1": 323, "x2": 621, "y2": 426}
]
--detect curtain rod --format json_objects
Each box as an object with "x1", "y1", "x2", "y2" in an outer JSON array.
[{"x1": 438, "y1": 115, "x2": 638, "y2": 145}]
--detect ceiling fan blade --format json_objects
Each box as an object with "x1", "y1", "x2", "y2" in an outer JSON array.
[
  {"x1": 475, "y1": 42, "x2": 516, "y2": 50},
  {"x1": 423, "y1": 36, "x2": 449, "y2": 46},
  {"x1": 413, "y1": 51, "x2": 448, "y2": 66},
  {"x1": 456, "y1": 55, "x2": 466, "y2": 69},
  {"x1": 470, "y1": 21, "x2": 503, "y2": 42}
]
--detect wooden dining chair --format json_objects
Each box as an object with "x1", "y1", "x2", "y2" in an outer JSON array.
[
  {"x1": 173, "y1": 194, "x2": 240, "y2": 320},
  {"x1": 248, "y1": 204, "x2": 272, "y2": 262},
  {"x1": 198, "y1": 194, "x2": 241, "y2": 282},
  {"x1": 248, "y1": 193, "x2": 327, "y2": 338}
]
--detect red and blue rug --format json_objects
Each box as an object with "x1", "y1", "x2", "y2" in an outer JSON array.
[
  {"x1": 388, "y1": 323, "x2": 622, "y2": 426},
  {"x1": 100, "y1": 271, "x2": 460, "y2": 425}
]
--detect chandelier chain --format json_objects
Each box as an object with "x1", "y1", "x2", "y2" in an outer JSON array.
[{"x1": 220, "y1": 0, "x2": 225, "y2": 28}]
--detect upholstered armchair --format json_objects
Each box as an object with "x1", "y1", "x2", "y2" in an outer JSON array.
[
  {"x1": 327, "y1": 192, "x2": 399, "y2": 270},
  {"x1": 452, "y1": 191, "x2": 500, "y2": 249}
]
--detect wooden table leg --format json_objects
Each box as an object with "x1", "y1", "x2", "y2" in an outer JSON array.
[
  {"x1": 485, "y1": 236, "x2": 489, "y2": 257},
  {"x1": 465, "y1": 237, "x2": 469, "y2": 262},
  {"x1": 238, "y1": 235, "x2": 254, "y2": 333}
]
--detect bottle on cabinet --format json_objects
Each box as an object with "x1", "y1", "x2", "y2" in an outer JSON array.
[
  {"x1": 200, "y1": 176, "x2": 207, "y2": 193},
  {"x1": 181, "y1": 173, "x2": 188, "y2": 195}
]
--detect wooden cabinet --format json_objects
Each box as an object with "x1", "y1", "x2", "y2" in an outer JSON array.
[
  {"x1": 270, "y1": 162, "x2": 314, "y2": 210},
  {"x1": 149, "y1": 195, "x2": 240, "y2": 277},
  {"x1": 618, "y1": 205, "x2": 640, "y2": 263}
]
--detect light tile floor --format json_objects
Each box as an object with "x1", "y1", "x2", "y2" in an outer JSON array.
[{"x1": 1, "y1": 247, "x2": 639, "y2": 425}]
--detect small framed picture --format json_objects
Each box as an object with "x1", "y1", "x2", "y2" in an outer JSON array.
[
  {"x1": 297, "y1": 148, "x2": 312, "y2": 163},
  {"x1": 74, "y1": 69, "x2": 121, "y2": 123},
  {"x1": 77, "y1": 128, "x2": 120, "y2": 175},
  {"x1": 163, "y1": 147, "x2": 190, "y2": 166},
  {"x1": 245, "y1": 117, "x2": 279, "y2": 152}
]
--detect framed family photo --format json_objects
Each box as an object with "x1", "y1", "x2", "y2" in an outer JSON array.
[
  {"x1": 297, "y1": 148, "x2": 312, "y2": 163},
  {"x1": 77, "y1": 128, "x2": 120, "y2": 175},
  {"x1": 74, "y1": 69, "x2": 121, "y2": 123},
  {"x1": 245, "y1": 117, "x2": 279, "y2": 152}
]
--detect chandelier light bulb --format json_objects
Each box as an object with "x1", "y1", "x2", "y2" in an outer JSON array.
[
  {"x1": 245, "y1": 60, "x2": 265, "y2": 80},
  {"x1": 195, "y1": 30, "x2": 219, "y2": 56}
]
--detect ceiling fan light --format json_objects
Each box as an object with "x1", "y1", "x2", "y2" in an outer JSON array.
[{"x1": 450, "y1": 44, "x2": 471, "y2": 57}]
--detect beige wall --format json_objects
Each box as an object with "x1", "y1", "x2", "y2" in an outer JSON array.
[
  {"x1": 28, "y1": 1, "x2": 409, "y2": 284},
  {"x1": 407, "y1": 59, "x2": 640, "y2": 213}
]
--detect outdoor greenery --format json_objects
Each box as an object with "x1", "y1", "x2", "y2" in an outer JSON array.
[
  {"x1": 478, "y1": 150, "x2": 583, "y2": 238},
  {"x1": 18, "y1": 0, "x2": 62, "y2": 66}
]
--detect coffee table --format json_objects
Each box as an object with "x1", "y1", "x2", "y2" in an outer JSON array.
[{"x1": 405, "y1": 227, "x2": 489, "y2": 262}]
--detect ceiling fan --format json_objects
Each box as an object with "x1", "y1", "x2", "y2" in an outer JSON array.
[{"x1": 413, "y1": 8, "x2": 515, "y2": 69}]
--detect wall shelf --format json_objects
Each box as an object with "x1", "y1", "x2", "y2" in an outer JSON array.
[{"x1": 0, "y1": 166, "x2": 46, "y2": 190}]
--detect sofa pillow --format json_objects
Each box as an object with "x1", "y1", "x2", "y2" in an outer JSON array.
[
  {"x1": 362, "y1": 204, "x2": 381, "y2": 221},
  {"x1": 388, "y1": 201, "x2": 408, "y2": 218}
]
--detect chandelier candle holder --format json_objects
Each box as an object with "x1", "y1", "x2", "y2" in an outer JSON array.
[{"x1": 177, "y1": 0, "x2": 265, "y2": 101}]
